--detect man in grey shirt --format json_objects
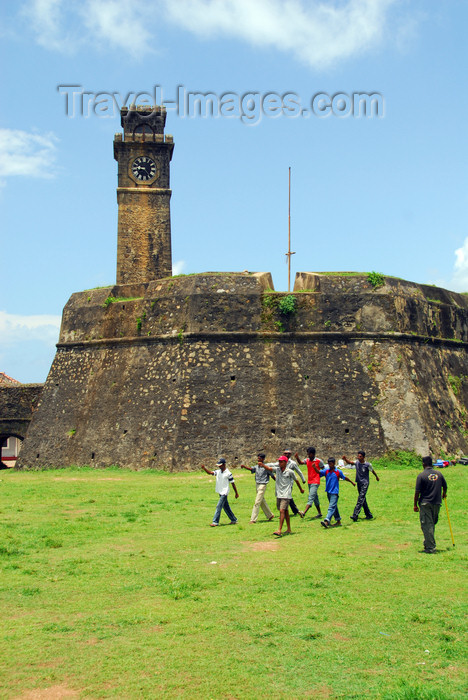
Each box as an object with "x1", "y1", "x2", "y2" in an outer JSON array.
[
  {"x1": 241, "y1": 452, "x2": 275, "y2": 524},
  {"x1": 261, "y1": 455, "x2": 304, "y2": 536}
]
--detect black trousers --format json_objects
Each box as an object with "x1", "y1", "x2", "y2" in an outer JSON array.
[
  {"x1": 352, "y1": 480, "x2": 373, "y2": 518},
  {"x1": 289, "y1": 498, "x2": 299, "y2": 514}
]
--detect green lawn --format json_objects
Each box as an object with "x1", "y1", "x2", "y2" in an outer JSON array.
[{"x1": 0, "y1": 462, "x2": 466, "y2": 699}]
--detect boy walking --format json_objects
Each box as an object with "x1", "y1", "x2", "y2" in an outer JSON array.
[
  {"x1": 295, "y1": 447, "x2": 324, "y2": 519},
  {"x1": 202, "y1": 458, "x2": 239, "y2": 527},
  {"x1": 343, "y1": 450, "x2": 380, "y2": 521},
  {"x1": 241, "y1": 453, "x2": 275, "y2": 523},
  {"x1": 261, "y1": 456, "x2": 304, "y2": 536},
  {"x1": 320, "y1": 458, "x2": 355, "y2": 528},
  {"x1": 283, "y1": 449, "x2": 306, "y2": 516}
]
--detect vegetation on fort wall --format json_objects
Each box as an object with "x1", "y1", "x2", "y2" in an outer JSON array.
[
  {"x1": 278, "y1": 294, "x2": 298, "y2": 315},
  {"x1": 103, "y1": 296, "x2": 143, "y2": 308},
  {"x1": 261, "y1": 293, "x2": 299, "y2": 332},
  {"x1": 367, "y1": 271, "x2": 386, "y2": 289},
  {"x1": 0, "y1": 459, "x2": 466, "y2": 698},
  {"x1": 373, "y1": 450, "x2": 424, "y2": 470},
  {"x1": 448, "y1": 374, "x2": 466, "y2": 396}
]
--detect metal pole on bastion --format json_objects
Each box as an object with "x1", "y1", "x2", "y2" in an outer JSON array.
[{"x1": 286, "y1": 166, "x2": 296, "y2": 292}]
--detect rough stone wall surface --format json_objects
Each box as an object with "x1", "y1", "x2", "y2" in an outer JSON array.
[
  {"x1": 0, "y1": 385, "x2": 43, "y2": 440},
  {"x1": 116, "y1": 189, "x2": 172, "y2": 285},
  {"x1": 17, "y1": 273, "x2": 468, "y2": 470}
]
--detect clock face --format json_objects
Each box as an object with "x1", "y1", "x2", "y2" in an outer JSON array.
[{"x1": 131, "y1": 156, "x2": 158, "y2": 182}]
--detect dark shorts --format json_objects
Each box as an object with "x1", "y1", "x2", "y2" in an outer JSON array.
[{"x1": 276, "y1": 498, "x2": 290, "y2": 511}]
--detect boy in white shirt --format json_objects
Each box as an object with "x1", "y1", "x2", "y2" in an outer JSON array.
[{"x1": 202, "y1": 458, "x2": 239, "y2": 527}]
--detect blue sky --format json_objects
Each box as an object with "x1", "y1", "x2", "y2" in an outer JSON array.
[{"x1": 1, "y1": 0, "x2": 467, "y2": 383}]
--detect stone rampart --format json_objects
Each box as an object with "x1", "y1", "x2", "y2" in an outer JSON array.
[
  {"x1": 17, "y1": 272, "x2": 468, "y2": 469},
  {"x1": 0, "y1": 384, "x2": 43, "y2": 441}
]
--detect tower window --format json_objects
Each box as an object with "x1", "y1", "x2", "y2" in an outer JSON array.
[{"x1": 134, "y1": 125, "x2": 154, "y2": 141}]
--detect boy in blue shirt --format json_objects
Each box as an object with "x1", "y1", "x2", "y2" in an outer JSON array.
[{"x1": 320, "y1": 458, "x2": 355, "y2": 528}]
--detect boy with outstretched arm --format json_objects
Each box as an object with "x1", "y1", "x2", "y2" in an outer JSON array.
[
  {"x1": 342, "y1": 450, "x2": 380, "y2": 521},
  {"x1": 283, "y1": 449, "x2": 306, "y2": 516},
  {"x1": 260, "y1": 456, "x2": 305, "y2": 536},
  {"x1": 320, "y1": 458, "x2": 355, "y2": 528},
  {"x1": 295, "y1": 446, "x2": 324, "y2": 519},
  {"x1": 240, "y1": 453, "x2": 275, "y2": 523},
  {"x1": 201, "y1": 458, "x2": 239, "y2": 527}
]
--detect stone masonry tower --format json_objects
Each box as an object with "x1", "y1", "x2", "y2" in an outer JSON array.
[{"x1": 114, "y1": 105, "x2": 174, "y2": 284}]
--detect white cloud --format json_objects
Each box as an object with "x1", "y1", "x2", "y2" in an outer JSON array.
[
  {"x1": 81, "y1": 1, "x2": 152, "y2": 57},
  {"x1": 22, "y1": 0, "x2": 66, "y2": 51},
  {"x1": 22, "y1": 0, "x2": 152, "y2": 57},
  {"x1": 21, "y1": 0, "x2": 403, "y2": 68},
  {"x1": 432, "y1": 237, "x2": 468, "y2": 293},
  {"x1": 0, "y1": 311, "x2": 61, "y2": 345},
  {"x1": 166, "y1": 0, "x2": 398, "y2": 69},
  {"x1": 0, "y1": 311, "x2": 61, "y2": 383},
  {"x1": 173, "y1": 260, "x2": 186, "y2": 275},
  {"x1": 450, "y1": 238, "x2": 468, "y2": 292},
  {"x1": 0, "y1": 128, "x2": 59, "y2": 178}
]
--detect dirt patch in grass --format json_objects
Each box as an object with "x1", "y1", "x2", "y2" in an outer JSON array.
[
  {"x1": 36, "y1": 659, "x2": 64, "y2": 669},
  {"x1": 14, "y1": 685, "x2": 79, "y2": 699},
  {"x1": 309, "y1": 684, "x2": 335, "y2": 698},
  {"x1": 244, "y1": 541, "x2": 280, "y2": 551},
  {"x1": 85, "y1": 637, "x2": 99, "y2": 645},
  {"x1": 333, "y1": 633, "x2": 351, "y2": 642},
  {"x1": 52, "y1": 477, "x2": 124, "y2": 482}
]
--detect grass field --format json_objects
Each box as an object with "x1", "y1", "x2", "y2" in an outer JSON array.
[{"x1": 0, "y1": 458, "x2": 466, "y2": 699}]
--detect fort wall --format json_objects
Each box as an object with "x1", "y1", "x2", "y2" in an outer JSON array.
[
  {"x1": 0, "y1": 385, "x2": 43, "y2": 442},
  {"x1": 17, "y1": 272, "x2": 468, "y2": 469}
]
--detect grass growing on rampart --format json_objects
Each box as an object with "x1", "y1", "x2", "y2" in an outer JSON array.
[
  {"x1": 103, "y1": 296, "x2": 144, "y2": 307},
  {"x1": 0, "y1": 461, "x2": 466, "y2": 699}
]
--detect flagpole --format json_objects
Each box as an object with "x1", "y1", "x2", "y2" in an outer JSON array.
[
  {"x1": 288, "y1": 167, "x2": 291, "y2": 292},
  {"x1": 286, "y1": 167, "x2": 295, "y2": 292}
]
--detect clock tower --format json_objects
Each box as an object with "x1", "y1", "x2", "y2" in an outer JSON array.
[{"x1": 114, "y1": 105, "x2": 174, "y2": 284}]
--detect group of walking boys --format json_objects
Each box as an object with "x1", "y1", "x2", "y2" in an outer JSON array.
[{"x1": 202, "y1": 448, "x2": 380, "y2": 537}]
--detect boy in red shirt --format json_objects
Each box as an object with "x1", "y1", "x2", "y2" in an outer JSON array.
[{"x1": 295, "y1": 447, "x2": 324, "y2": 519}]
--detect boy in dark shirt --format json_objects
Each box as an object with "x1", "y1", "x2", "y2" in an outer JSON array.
[
  {"x1": 414, "y1": 455, "x2": 447, "y2": 553},
  {"x1": 343, "y1": 450, "x2": 380, "y2": 521}
]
